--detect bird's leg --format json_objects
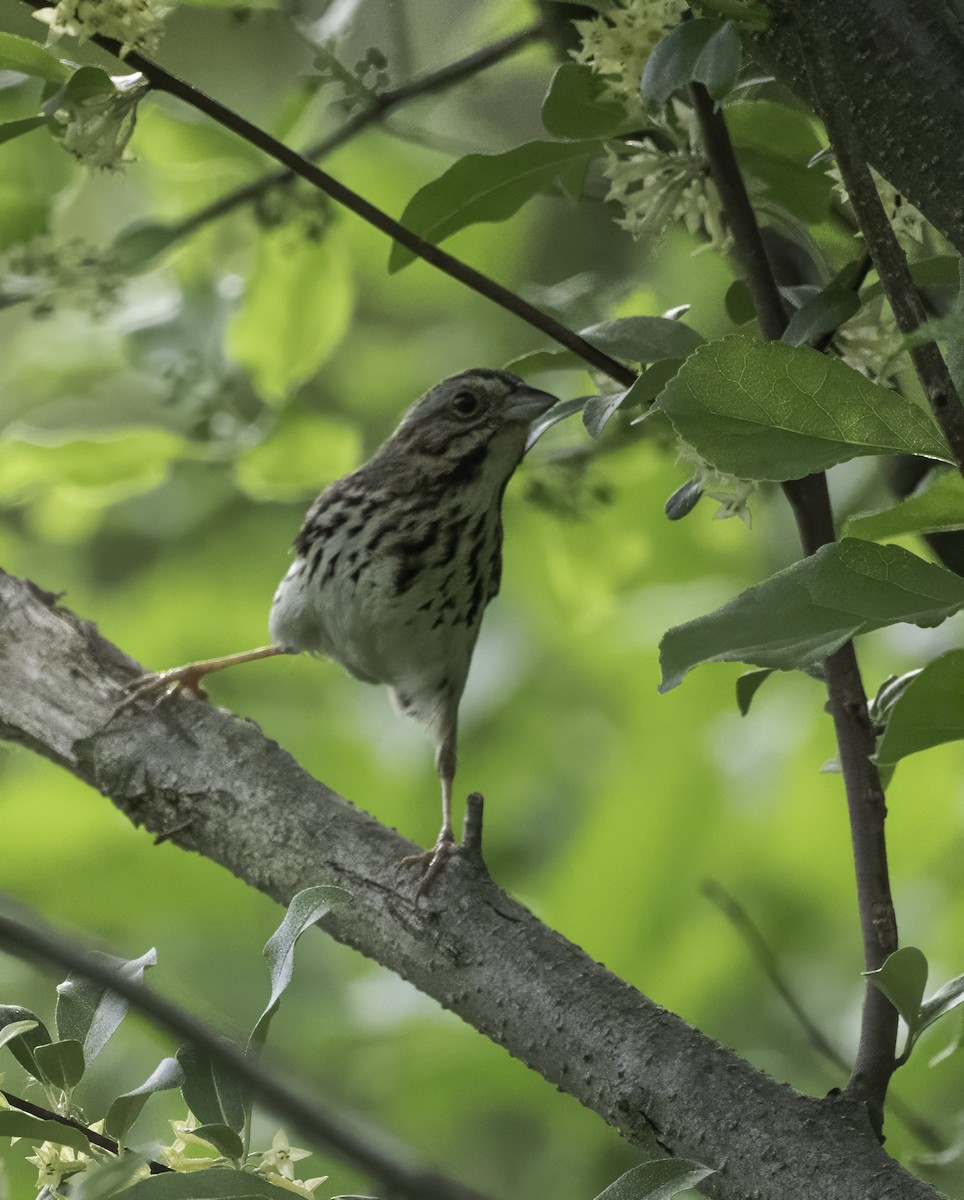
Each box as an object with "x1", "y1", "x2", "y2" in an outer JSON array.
[
  {"x1": 117, "y1": 645, "x2": 292, "y2": 710},
  {"x1": 403, "y1": 723, "x2": 460, "y2": 893}
]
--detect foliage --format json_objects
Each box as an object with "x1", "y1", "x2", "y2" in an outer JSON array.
[{"x1": 2, "y1": 0, "x2": 964, "y2": 1197}]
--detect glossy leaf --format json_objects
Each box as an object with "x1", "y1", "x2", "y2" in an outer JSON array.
[
  {"x1": 728, "y1": 101, "x2": 833, "y2": 223},
  {"x1": 642, "y1": 19, "x2": 741, "y2": 105},
  {"x1": 843, "y1": 469, "x2": 964, "y2": 540},
  {"x1": 105, "y1": 1056, "x2": 184, "y2": 1142},
  {"x1": 0, "y1": 1016, "x2": 38, "y2": 1050},
  {"x1": 873, "y1": 650, "x2": 964, "y2": 769},
  {"x1": 176, "y1": 1043, "x2": 247, "y2": 1134},
  {"x1": 659, "y1": 539, "x2": 964, "y2": 692},
  {"x1": 35, "y1": 1038, "x2": 85, "y2": 1089},
  {"x1": 583, "y1": 392, "x2": 628, "y2": 439},
  {"x1": 579, "y1": 316, "x2": 703, "y2": 365},
  {"x1": 227, "y1": 229, "x2": 353, "y2": 402},
  {"x1": 389, "y1": 140, "x2": 601, "y2": 271},
  {"x1": 57, "y1": 947, "x2": 157, "y2": 1063},
  {"x1": 594, "y1": 1157, "x2": 715, "y2": 1199},
  {"x1": 862, "y1": 254, "x2": 961, "y2": 303},
  {"x1": 250, "y1": 885, "x2": 349, "y2": 1048},
  {"x1": 0, "y1": 32, "x2": 71, "y2": 83},
  {"x1": 654, "y1": 336, "x2": 951, "y2": 481},
  {"x1": 663, "y1": 478, "x2": 703, "y2": 521},
  {"x1": 541, "y1": 64, "x2": 625, "y2": 139},
  {"x1": 0, "y1": 1108, "x2": 91, "y2": 1154},
  {"x1": 0, "y1": 1004, "x2": 52, "y2": 1078},
  {"x1": 919, "y1": 973, "x2": 964, "y2": 1038}
]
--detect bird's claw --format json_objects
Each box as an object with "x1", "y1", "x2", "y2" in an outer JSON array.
[
  {"x1": 402, "y1": 832, "x2": 459, "y2": 896},
  {"x1": 114, "y1": 666, "x2": 210, "y2": 715}
]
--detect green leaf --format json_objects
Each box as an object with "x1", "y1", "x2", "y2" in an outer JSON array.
[
  {"x1": 106, "y1": 1166, "x2": 292, "y2": 1197},
  {"x1": 0, "y1": 1109, "x2": 91, "y2": 1155},
  {"x1": 191, "y1": 1123, "x2": 245, "y2": 1160},
  {"x1": 226, "y1": 229, "x2": 353, "y2": 401},
  {"x1": 736, "y1": 668, "x2": 774, "y2": 715},
  {"x1": 57, "y1": 948, "x2": 157, "y2": 1063},
  {"x1": 0, "y1": 1004, "x2": 52, "y2": 1078},
  {"x1": 579, "y1": 316, "x2": 703, "y2": 364},
  {"x1": 541, "y1": 64, "x2": 625, "y2": 139},
  {"x1": 583, "y1": 392, "x2": 628, "y2": 438},
  {"x1": 728, "y1": 101, "x2": 833, "y2": 224},
  {"x1": 866, "y1": 946, "x2": 928, "y2": 1040},
  {"x1": 389, "y1": 140, "x2": 601, "y2": 272},
  {"x1": 654, "y1": 336, "x2": 951, "y2": 481},
  {"x1": 724, "y1": 278, "x2": 755, "y2": 325},
  {"x1": 873, "y1": 650, "x2": 964, "y2": 769},
  {"x1": 843, "y1": 470, "x2": 964, "y2": 540},
  {"x1": 919, "y1": 973, "x2": 964, "y2": 1038},
  {"x1": 176, "y1": 1043, "x2": 247, "y2": 1134},
  {"x1": 105, "y1": 1056, "x2": 184, "y2": 1142},
  {"x1": 594, "y1": 1157, "x2": 715, "y2": 1199},
  {"x1": 643, "y1": 19, "x2": 740, "y2": 105},
  {"x1": 250, "y1": 885, "x2": 349, "y2": 1049},
  {"x1": 782, "y1": 279, "x2": 861, "y2": 347},
  {"x1": 0, "y1": 1017, "x2": 38, "y2": 1050},
  {"x1": 862, "y1": 255, "x2": 961, "y2": 303},
  {"x1": 0, "y1": 32, "x2": 71, "y2": 83},
  {"x1": 70, "y1": 1152, "x2": 150, "y2": 1200},
  {"x1": 34, "y1": 1038, "x2": 85, "y2": 1089},
  {"x1": 0, "y1": 115, "x2": 46, "y2": 146},
  {"x1": 659, "y1": 539, "x2": 964, "y2": 692},
  {"x1": 235, "y1": 412, "x2": 361, "y2": 502}
]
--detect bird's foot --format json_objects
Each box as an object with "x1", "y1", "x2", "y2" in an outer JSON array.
[
  {"x1": 402, "y1": 828, "x2": 459, "y2": 896},
  {"x1": 115, "y1": 664, "x2": 211, "y2": 714}
]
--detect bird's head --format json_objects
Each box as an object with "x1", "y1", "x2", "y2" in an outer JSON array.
[{"x1": 387, "y1": 369, "x2": 557, "y2": 491}]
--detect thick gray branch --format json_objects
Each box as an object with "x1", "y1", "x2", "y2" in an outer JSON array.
[
  {"x1": 757, "y1": 0, "x2": 964, "y2": 253},
  {"x1": 0, "y1": 569, "x2": 944, "y2": 1200}
]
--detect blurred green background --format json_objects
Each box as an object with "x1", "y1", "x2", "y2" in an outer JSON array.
[{"x1": 1, "y1": 2, "x2": 963, "y2": 1198}]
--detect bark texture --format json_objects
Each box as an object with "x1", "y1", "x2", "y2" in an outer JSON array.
[{"x1": 0, "y1": 569, "x2": 945, "y2": 1200}]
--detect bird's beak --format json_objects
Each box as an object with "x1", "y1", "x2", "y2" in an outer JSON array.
[{"x1": 505, "y1": 384, "x2": 558, "y2": 424}]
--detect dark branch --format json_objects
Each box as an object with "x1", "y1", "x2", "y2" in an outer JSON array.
[
  {"x1": 821, "y1": 118, "x2": 964, "y2": 470},
  {"x1": 689, "y1": 82, "x2": 900, "y2": 1130},
  {"x1": 160, "y1": 25, "x2": 543, "y2": 248},
  {"x1": 0, "y1": 1089, "x2": 170, "y2": 1173},
  {"x1": 0, "y1": 568, "x2": 943, "y2": 1200},
  {"x1": 16, "y1": 0, "x2": 635, "y2": 388},
  {"x1": 0, "y1": 908, "x2": 491, "y2": 1200}
]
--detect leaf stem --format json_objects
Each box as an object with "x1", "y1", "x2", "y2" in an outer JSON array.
[{"x1": 689, "y1": 80, "x2": 899, "y2": 1130}]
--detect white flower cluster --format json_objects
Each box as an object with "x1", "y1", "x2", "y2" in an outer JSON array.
[
  {"x1": 34, "y1": 0, "x2": 170, "y2": 53},
  {"x1": 571, "y1": 0, "x2": 688, "y2": 121},
  {"x1": 837, "y1": 305, "x2": 905, "y2": 384},
  {"x1": 51, "y1": 77, "x2": 147, "y2": 170},
  {"x1": 2, "y1": 236, "x2": 123, "y2": 316}
]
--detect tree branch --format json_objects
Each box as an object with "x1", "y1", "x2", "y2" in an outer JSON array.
[
  {"x1": 16, "y1": 0, "x2": 635, "y2": 388},
  {"x1": 0, "y1": 911, "x2": 491, "y2": 1200},
  {"x1": 689, "y1": 82, "x2": 900, "y2": 1129},
  {"x1": 156, "y1": 25, "x2": 543, "y2": 250},
  {"x1": 0, "y1": 569, "x2": 943, "y2": 1200}
]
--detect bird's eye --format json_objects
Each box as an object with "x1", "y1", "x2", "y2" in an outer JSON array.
[{"x1": 452, "y1": 390, "x2": 480, "y2": 418}]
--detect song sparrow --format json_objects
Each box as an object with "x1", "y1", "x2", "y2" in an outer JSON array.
[{"x1": 123, "y1": 369, "x2": 557, "y2": 888}]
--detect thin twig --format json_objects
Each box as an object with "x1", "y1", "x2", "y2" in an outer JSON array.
[
  {"x1": 701, "y1": 882, "x2": 943, "y2": 1151},
  {"x1": 0, "y1": 910, "x2": 494, "y2": 1200},
  {"x1": 689, "y1": 81, "x2": 899, "y2": 1131},
  {"x1": 164, "y1": 25, "x2": 543, "y2": 247},
  {"x1": 17, "y1": 0, "x2": 634, "y2": 388},
  {"x1": 0, "y1": 1089, "x2": 171, "y2": 1173},
  {"x1": 822, "y1": 122, "x2": 964, "y2": 470}
]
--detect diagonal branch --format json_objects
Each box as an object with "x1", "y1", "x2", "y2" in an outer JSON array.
[
  {"x1": 149, "y1": 25, "x2": 543, "y2": 250},
  {"x1": 689, "y1": 82, "x2": 900, "y2": 1131},
  {"x1": 16, "y1": 0, "x2": 635, "y2": 388},
  {"x1": 0, "y1": 569, "x2": 943, "y2": 1200}
]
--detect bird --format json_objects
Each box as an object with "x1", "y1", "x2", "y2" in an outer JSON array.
[{"x1": 122, "y1": 368, "x2": 557, "y2": 889}]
